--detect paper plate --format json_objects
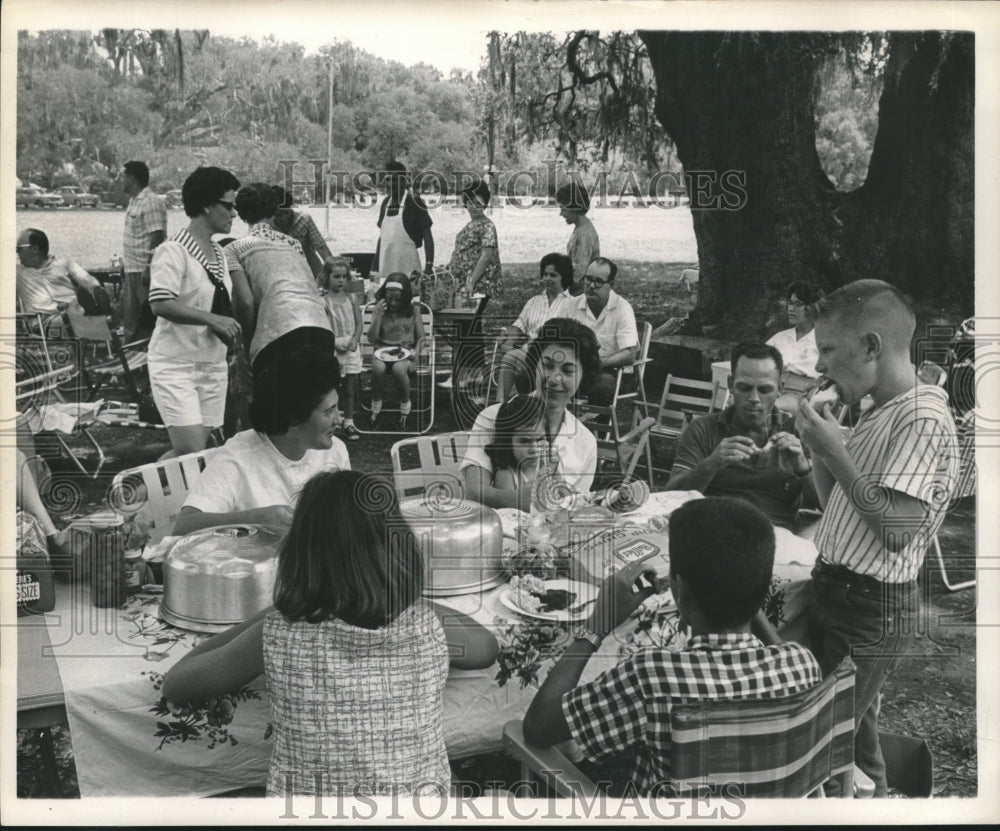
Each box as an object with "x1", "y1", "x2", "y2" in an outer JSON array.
[
  {"x1": 499, "y1": 579, "x2": 597, "y2": 623},
  {"x1": 374, "y1": 346, "x2": 414, "y2": 362}
]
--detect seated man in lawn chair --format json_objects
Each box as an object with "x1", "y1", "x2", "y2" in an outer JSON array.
[
  {"x1": 564, "y1": 256, "x2": 640, "y2": 409},
  {"x1": 522, "y1": 497, "x2": 822, "y2": 796},
  {"x1": 665, "y1": 341, "x2": 818, "y2": 533},
  {"x1": 16, "y1": 228, "x2": 112, "y2": 320}
]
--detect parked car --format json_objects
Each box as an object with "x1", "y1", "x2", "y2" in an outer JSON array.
[
  {"x1": 15, "y1": 187, "x2": 64, "y2": 208},
  {"x1": 53, "y1": 186, "x2": 99, "y2": 208},
  {"x1": 165, "y1": 189, "x2": 184, "y2": 209}
]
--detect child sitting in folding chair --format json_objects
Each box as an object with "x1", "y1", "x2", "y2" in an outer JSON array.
[
  {"x1": 522, "y1": 496, "x2": 821, "y2": 796},
  {"x1": 321, "y1": 258, "x2": 362, "y2": 440},
  {"x1": 366, "y1": 274, "x2": 425, "y2": 431}
]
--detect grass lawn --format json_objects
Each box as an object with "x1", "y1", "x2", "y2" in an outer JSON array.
[{"x1": 16, "y1": 260, "x2": 977, "y2": 800}]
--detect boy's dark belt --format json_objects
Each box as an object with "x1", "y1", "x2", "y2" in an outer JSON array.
[{"x1": 814, "y1": 558, "x2": 917, "y2": 593}]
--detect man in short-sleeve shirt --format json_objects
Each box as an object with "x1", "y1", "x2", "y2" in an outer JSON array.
[
  {"x1": 273, "y1": 187, "x2": 334, "y2": 281},
  {"x1": 666, "y1": 343, "x2": 815, "y2": 531},
  {"x1": 797, "y1": 279, "x2": 958, "y2": 795},
  {"x1": 121, "y1": 161, "x2": 167, "y2": 340},
  {"x1": 567, "y1": 257, "x2": 639, "y2": 407},
  {"x1": 16, "y1": 228, "x2": 106, "y2": 315}
]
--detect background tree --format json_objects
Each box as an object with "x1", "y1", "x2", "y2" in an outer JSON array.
[{"x1": 494, "y1": 30, "x2": 973, "y2": 336}]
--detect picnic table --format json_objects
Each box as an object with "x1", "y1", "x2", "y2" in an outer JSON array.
[{"x1": 15, "y1": 491, "x2": 817, "y2": 797}]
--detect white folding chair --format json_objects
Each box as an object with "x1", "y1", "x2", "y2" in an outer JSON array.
[
  {"x1": 357, "y1": 301, "x2": 436, "y2": 435},
  {"x1": 933, "y1": 412, "x2": 976, "y2": 591},
  {"x1": 109, "y1": 448, "x2": 220, "y2": 544},
  {"x1": 389, "y1": 432, "x2": 471, "y2": 501}
]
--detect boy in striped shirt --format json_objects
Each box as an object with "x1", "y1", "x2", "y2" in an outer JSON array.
[{"x1": 796, "y1": 279, "x2": 959, "y2": 795}]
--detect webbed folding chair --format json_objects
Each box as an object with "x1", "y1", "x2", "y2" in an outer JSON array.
[
  {"x1": 932, "y1": 411, "x2": 976, "y2": 591},
  {"x1": 503, "y1": 657, "x2": 857, "y2": 799},
  {"x1": 389, "y1": 432, "x2": 471, "y2": 501},
  {"x1": 63, "y1": 305, "x2": 149, "y2": 403},
  {"x1": 109, "y1": 448, "x2": 220, "y2": 544},
  {"x1": 357, "y1": 301, "x2": 436, "y2": 434}
]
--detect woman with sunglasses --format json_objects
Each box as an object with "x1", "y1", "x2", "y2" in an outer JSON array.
[
  {"x1": 148, "y1": 166, "x2": 242, "y2": 459},
  {"x1": 765, "y1": 280, "x2": 824, "y2": 413}
]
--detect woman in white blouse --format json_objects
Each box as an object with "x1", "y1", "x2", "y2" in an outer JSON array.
[
  {"x1": 494, "y1": 253, "x2": 574, "y2": 403},
  {"x1": 766, "y1": 280, "x2": 825, "y2": 413},
  {"x1": 462, "y1": 318, "x2": 601, "y2": 510}
]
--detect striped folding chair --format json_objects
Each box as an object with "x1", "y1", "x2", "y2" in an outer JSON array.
[
  {"x1": 668, "y1": 657, "x2": 856, "y2": 797},
  {"x1": 503, "y1": 657, "x2": 856, "y2": 798}
]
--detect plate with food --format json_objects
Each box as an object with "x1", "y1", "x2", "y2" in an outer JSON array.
[
  {"x1": 499, "y1": 575, "x2": 598, "y2": 622},
  {"x1": 374, "y1": 346, "x2": 414, "y2": 362}
]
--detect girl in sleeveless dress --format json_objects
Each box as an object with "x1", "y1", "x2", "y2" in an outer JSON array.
[
  {"x1": 320, "y1": 258, "x2": 362, "y2": 440},
  {"x1": 163, "y1": 469, "x2": 498, "y2": 796}
]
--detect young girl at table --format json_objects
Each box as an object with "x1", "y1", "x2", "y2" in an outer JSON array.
[
  {"x1": 485, "y1": 394, "x2": 649, "y2": 514},
  {"x1": 320, "y1": 258, "x2": 362, "y2": 440},
  {"x1": 485, "y1": 394, "x2": 547, "y2": 498},
  {"x1": 366, "y1": 274, "x2": 425, "y2": 430},
  {"x1": 162, "y1": 469, "x2": 498, "y2": 796}
]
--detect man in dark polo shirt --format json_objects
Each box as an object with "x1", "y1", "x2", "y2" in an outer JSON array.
[{"x1": 665, "y1": 342, "x2": 816, "y2": 530}]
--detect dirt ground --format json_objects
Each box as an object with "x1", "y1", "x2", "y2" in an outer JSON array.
[{"x1": 16, "y1": 262, "x2": 977, "y2": 798}]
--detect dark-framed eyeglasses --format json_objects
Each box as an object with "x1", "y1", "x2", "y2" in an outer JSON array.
[
  {"x1": 215, "y1": 199, "x2": 237, "y2": 211},
  {"x1": 584, "y1": 275, "x2": 609, "y2": 287},
  {"x1": 787, "y1": 299, "x2": 806, "y2": 309},
  {"x1": 16, "y1": 243, "x2": 33, "y2": 251}
]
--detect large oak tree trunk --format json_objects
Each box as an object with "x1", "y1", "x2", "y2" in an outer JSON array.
[{"x1": 638, "y1": 31, "x2": 974, "y2": 338}]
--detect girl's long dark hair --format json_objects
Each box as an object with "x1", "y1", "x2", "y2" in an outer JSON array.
[
  {"x1": 485, "y1": 394, "x2": 545, "y2": 472},
  {"x1": 375, "y1": 272, "x2": 415, "y2": 318},
  {"x1": 273, "y1": 470, "x2": 423, "y2": 628}
]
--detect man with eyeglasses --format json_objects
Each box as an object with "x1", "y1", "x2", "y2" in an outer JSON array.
[
  {"x1": 16, "y1": 228, "x2": 108, "y2": 316},
  {"x1": 566, "y1": 256, "x2": 639, "y2": 408}
]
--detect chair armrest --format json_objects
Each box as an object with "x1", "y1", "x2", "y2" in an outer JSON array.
[
  {"x1": 618, "y1": 416, "x2": 656, "y2": 444},
  {"x1": 502, "y1": 720, "x2": 599, "y2": 798},
  {"x1": 121, "y1": 337, "x2": 151, "y2": 352}
]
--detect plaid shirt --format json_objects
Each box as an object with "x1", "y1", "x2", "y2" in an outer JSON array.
[
  {"x1": 286, "y1": 210, "x2": 326, "y2": 250},
  {"x1": 123, "y1": 187, "x2": 167, "y2": 273},
  {"x1": 563, "y1": 633, "x2": 821, "y2": 794}
]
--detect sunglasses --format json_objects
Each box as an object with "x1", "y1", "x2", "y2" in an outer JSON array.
[{"x1": 215, "y1": 199, "x2": 237, "y2": 211}]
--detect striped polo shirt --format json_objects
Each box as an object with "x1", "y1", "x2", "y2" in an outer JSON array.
[{"x1": 814, "y1": 383, "x2": 959, "y2": 583}]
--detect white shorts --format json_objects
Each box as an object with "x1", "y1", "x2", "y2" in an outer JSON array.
[
  {"x1": 337, "y1": 346, "x2": 362, "y2": 375},
  {"x1": 147, "y1": 357, "x2": 228, "y2": 428}
]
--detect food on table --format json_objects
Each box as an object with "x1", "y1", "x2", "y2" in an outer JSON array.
[
  {"x1": 502, "y1": 542, "x2": 569, "y2": 580},
  {"x1": 509, "y1": 575, "x2": 578, "y2": 614}
]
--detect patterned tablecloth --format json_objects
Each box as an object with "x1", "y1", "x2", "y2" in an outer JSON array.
[{"x1": 27, "y1": 490, "x2": 817, "y2": 797}]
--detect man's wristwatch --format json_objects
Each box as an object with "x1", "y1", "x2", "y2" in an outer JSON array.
[{"x1": 573, "y1": 625, "x2": 603, "y2": 650}]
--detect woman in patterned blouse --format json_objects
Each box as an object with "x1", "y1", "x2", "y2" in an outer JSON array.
[{"x1": 448, "y1": 179, "x2": 501, "y2": 313}]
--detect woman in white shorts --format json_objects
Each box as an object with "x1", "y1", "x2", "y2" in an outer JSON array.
[{"x1": 148, "y1": 166, "x2": 242, "y2": 458}]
